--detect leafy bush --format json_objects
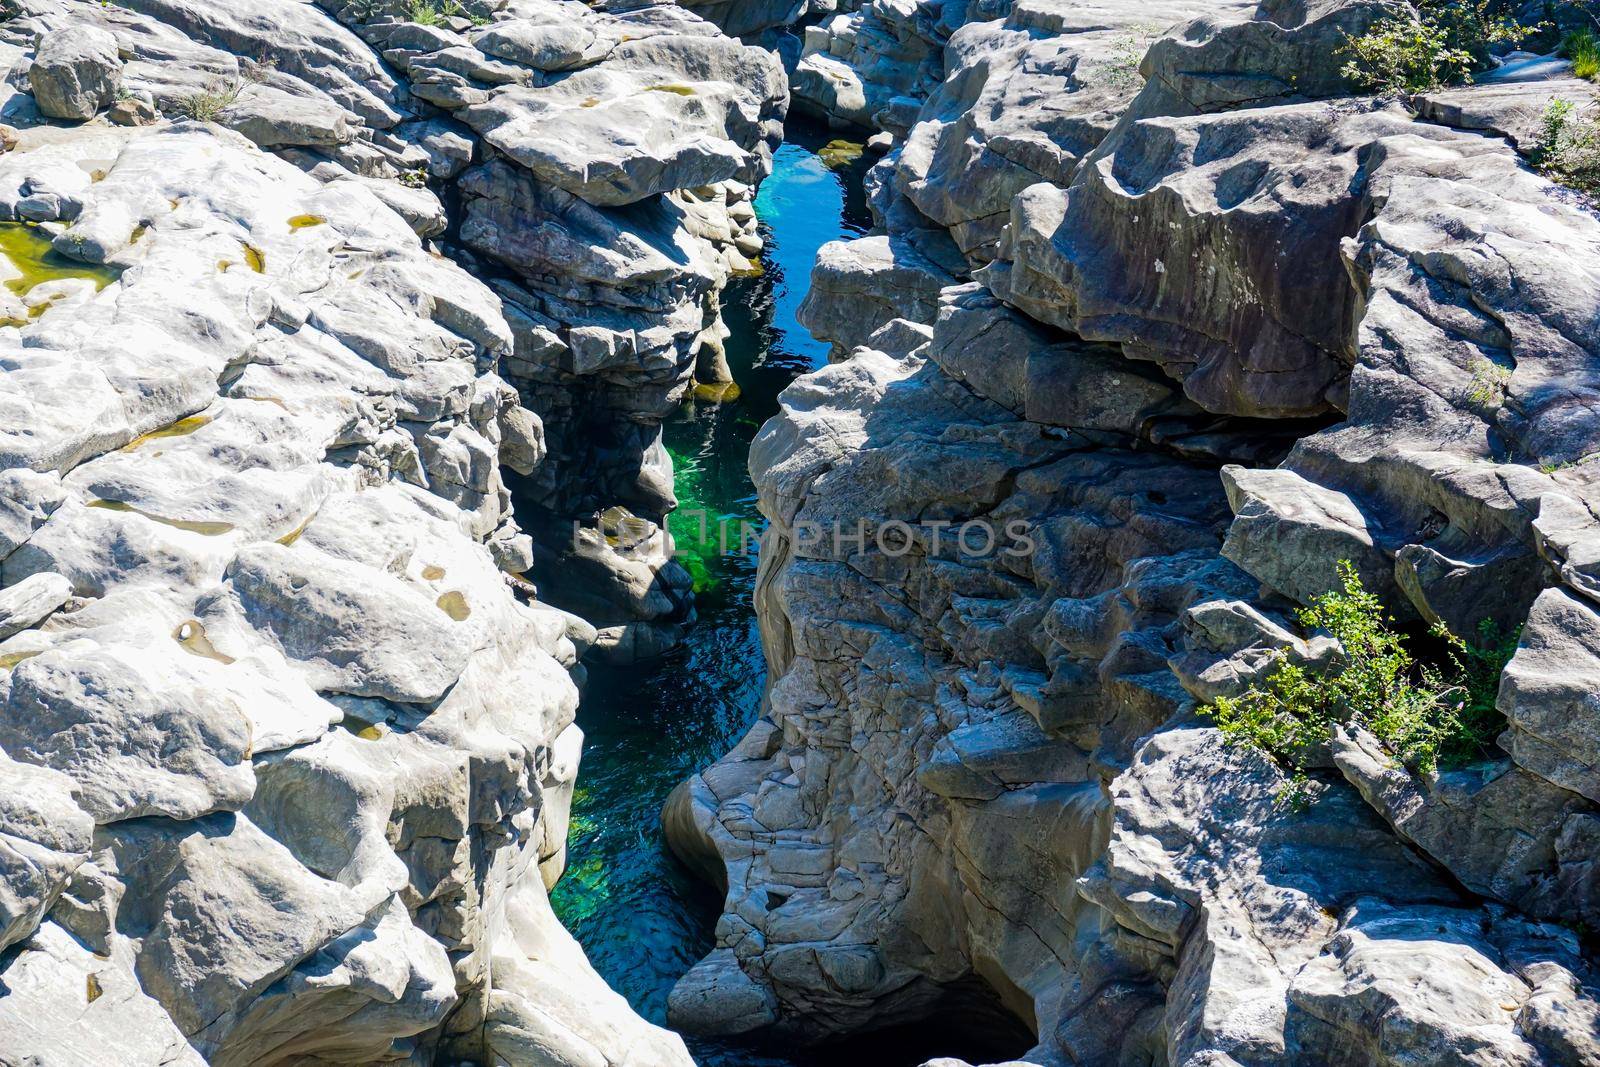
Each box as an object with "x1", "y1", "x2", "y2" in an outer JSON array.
[
  {"x1": 1205, "y1": 562, "x2": 1518, "y2": 806},
  {"x1": 1536, "y1": 98, "x2": 1600, "y2": 198},
  {"x1": 1341, "y1": 0, "x2": 1537, "y2": 93},
  {"x1": 1564, "y1": 28, "x2": 1600, "y2": 80}
]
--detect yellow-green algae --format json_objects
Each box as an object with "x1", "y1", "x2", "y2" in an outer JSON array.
[
  {"x1": 0, "y1": 222, "x2": 122, "y2": 298},
  {"x1": 122, "y1": 414, "x2": 212, "y2": 452},
  {"x1": 287, "y1": 214, "x2": 327, "y2": 231},
  {"x1": 276, "y1": 516, "x2": 313, "y2": 546},
  {"x1": 87, "y1": 499, "x2": 235, "y2": 537},
  {"x1": 818, "y1": 139, "x2": 865, "y2": 169},
  {"x1": 436, "y1": 590, "x2": 471, "y2": 621},
  {"x1": 0, "y1": 650, "x2": 42, "y2": 671},
  {"x1": 339, "y1": 714, "x2": 387, "y2": 741}
]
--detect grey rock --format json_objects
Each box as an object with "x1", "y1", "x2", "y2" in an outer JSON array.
[
  {"x1": 28, "y1": 26, "x2": 123, "y2": 121},
  {"x1": 0, "y1": 757, "x2": 93, "y2": 953},
  {"x1": 459, "y1": 34, "x2": 785, "y2": 205},
  {"x1": 797, "y1": 233, "x2": 956, "y2": 358},
  {"x1": 0, "y1": 922, "x2": 205, "y2": 1067},
  {"x1": 0, "y1": 645, "x2": 255, "y2": 823},
  {"x1": 1499, "y1": 587, "x2": 1600, "y2": 805},
  {"x1": 0, "y1": 570, "x2": 72, "y2": 640},
  {"x1": 1221, "y1": 464, "x2": 1411, "y2": 615}
]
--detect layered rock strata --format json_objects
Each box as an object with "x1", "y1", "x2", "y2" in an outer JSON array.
[{"x1": 668, "y1": 0, "x2": 1600, "y2": 1063}]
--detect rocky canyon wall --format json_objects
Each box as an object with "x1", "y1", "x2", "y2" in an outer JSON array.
[
  {"x1": 667, "y1": 1, "x2": 1600, "y2": 1064},
  {"x1": 0, "y1": 0, "x2": 783, "y2": 1062}
]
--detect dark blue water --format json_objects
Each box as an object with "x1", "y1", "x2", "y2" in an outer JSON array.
[{"x1": 549, "y1": 123, "x2": 872, "y2": 1066}]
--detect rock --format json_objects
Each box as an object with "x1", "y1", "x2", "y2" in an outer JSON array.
[
  {"x1": 0, "y1": 757, "x2": 93, "y2": 953},
  {"x1": 0, "y1": 470, "x2": 66, "y2": 561},
  {"x1": 1286, "y1": 899, "x2": 1595, "y2": 1065},
  {"x1": 1497, "y1": 587, "x2": 1600, "y2": 804},
  {"x1": 0, "y1": 922, "x2": 205, "y2": 1067},
  {"x1": 221, "y1": 87, "x2": 353, "y2": 149},
  {"x1": 1331, "y1": 723, "x2": 1596, "y2": 926},
  {"x1": 671, "y1": 1, "x2": 1600, "y2": 1057},
  {"x1": 1127, "y1": 0, "x2": 1408, "y2": 120},
  {"x1": 676, "y1": 0, "x2": 815, "y2": 39},
  {"x1": 28, "y1": 26, "x2": 123, "y2": 120},
  {"x1": 1220, "y1": 464, "x2": 1410, "y2": 614},
  {"x1": 797, "y1": 233, "x2": 957, "y2": 358},
  {"x1": 791, "y1": 0, "x2": 956, "y2": 132},
  {"x1": 396, "y1": 116, "x2": 474, "y2": 178},
  {"x1": 0, "y1": 52, "x2": 691, "y2": 1062},
  {"x1": 107, "y1": 94, "x2": 159, "y2": 125},
  {"x1": 984, "y1": 102, "x2": 1455, "y2": 419},
  {"x1": 447, "y1": 29, "x2": 785, "y2": 205},
  {"x1": 0, "y1": 570, "x2": 72, "y2": 640},
  {"x1": 1415, "y1": 69, "x2": 1600, "y2": 153},
  {"x1": 0, "y1": 644, "x2": 256, "y2": 823},
  {"x1": 668, "y1": 947, "x2": 779, "y2": 1035},
  {"x1": 897, "y1": 0, "x2": 1234, "y2": 264}
]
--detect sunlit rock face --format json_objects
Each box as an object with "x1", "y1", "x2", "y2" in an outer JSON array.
[
  {"x1": 0, "y1": 0, "x2": 792, "y2": 1058},
  {"x1": 305, "y1": 0, "x2": 790, "y2": 659},
  {"x1": 668, "y1": 0, "x2": 1600, "y2": 1063}
]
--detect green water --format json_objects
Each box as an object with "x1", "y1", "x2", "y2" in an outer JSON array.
[{"x1": 548, "y1": 124, "x2": 875, "y2": 1065}]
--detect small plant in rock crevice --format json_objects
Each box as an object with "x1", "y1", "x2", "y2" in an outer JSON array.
[
  {"x1": 1204, "y1": 561, "x2": 1519, "y2": 808},
  {"x1": 1465, "y1": 355, "x2": 1513, "y2": 407},
  {"x1": 1564, "y1": 27, "x2": 1600, "y2": 81},
  {"x1": 407, "y1": 0, "x2": 466, "y2": 25},
  {"x1": 174, "y1": 60, "x2": 272, "y2": 123},
  {"x1": 1536, "y1": 97, "x2": 1600, "y2": 198},
  {"x1": 1104, "y1": 23, "x2": 1161, "y2": 91},
  {"x1": 176, "y1": 78, "x2": 245, "y2": 121}
]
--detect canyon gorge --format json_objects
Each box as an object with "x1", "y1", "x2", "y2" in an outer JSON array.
[{"x1": 0, "y1": 0, "x2": 1598, "y2": 1065}]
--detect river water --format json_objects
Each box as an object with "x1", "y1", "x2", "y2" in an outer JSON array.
[{"x1": 549, "y1": 122, "x2": 873, "y2": 1066}]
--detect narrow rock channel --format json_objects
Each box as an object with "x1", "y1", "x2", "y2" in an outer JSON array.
[{"x1": 531, "y1": 120, "x2": 873, "y2": 1067}]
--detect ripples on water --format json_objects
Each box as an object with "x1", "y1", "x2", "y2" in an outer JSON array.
[{"x1": 549, "y1": 122, "x2": 879, "y2": 1066}]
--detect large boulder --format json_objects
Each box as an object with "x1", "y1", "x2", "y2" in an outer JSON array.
[
  {"x1": 461, "y1": 34, "x2": 786, "y2": 205},
  {"x1": 28, "y1": 25, "x2": 123, "y2": 120},
  {"x1": 897, "y1": 0, "x2": 1242, "y2": 264}
]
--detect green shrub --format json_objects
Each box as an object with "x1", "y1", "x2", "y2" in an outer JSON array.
[
  {"x1": 1536, "y1": 98, "x2": 1600, "y2": 198},
  {"x1": 1563, "y1": 28, "x2": 1600, "y2": 80},
  {"x1": 1340, "y1": 0, "x2": 1537, "y2": 93},
  {"x1": 1205, "y1": 562, "x2": 1518, "y2": 806}
]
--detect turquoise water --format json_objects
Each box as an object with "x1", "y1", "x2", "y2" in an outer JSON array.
[{"x1": 549, "y1": 124, "x2": 873, "y2": 1065}]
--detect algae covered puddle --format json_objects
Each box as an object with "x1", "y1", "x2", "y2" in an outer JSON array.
[{"x1": 549, "y1": 125, "x2": 875, "y2": 1065}]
